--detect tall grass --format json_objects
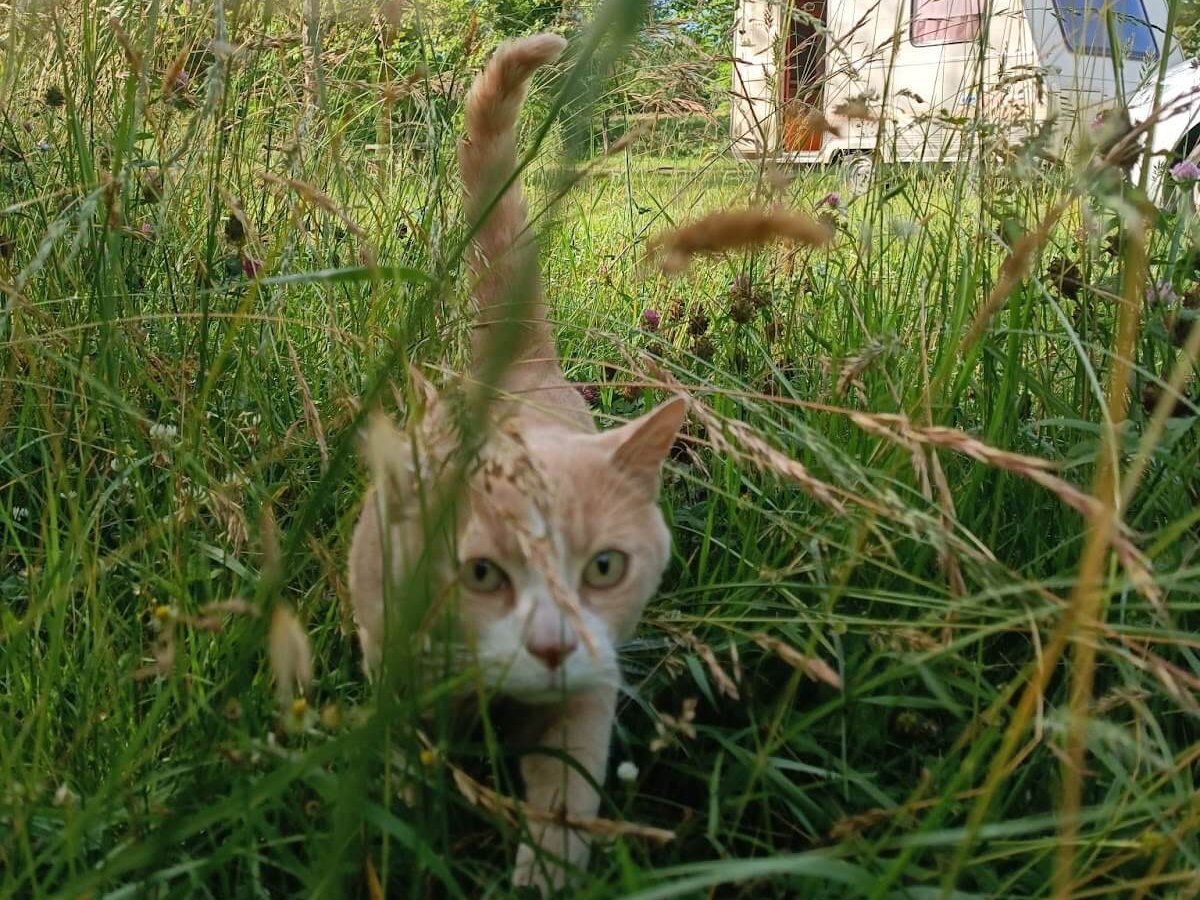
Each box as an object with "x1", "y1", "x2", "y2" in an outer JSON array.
[{"x1": 1, "y1": 1, "x2": 1198, "y2": 898}]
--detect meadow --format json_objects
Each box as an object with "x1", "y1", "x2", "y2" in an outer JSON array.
[{"x1": 1, "y1": 1, "x2": 1199, "y2": 897}]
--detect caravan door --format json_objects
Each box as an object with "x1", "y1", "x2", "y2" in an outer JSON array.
[{"x1": 781, "y1": 0, "x2": 828, "y2": 153}]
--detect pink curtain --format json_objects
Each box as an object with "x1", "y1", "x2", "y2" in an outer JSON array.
[{"x1": 912, "y1": 0, "x2": 982, "y2": 44}]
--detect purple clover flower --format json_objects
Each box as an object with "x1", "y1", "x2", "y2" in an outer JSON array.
[
  {"x1": 577, "y1": 385, "x2": 599, "y2": 406},
  {"x1": 1145, "y1": 280, "x2": 1180, "y2": 308},
  {"x1": 642, "y1": 308, "x2": 660, "y2": 331},
  {"x1": 241, "y1": 256, "x2": 263, "y2": 279},
  {"x1": 1171, "y1": 159, "x2": 1200, "y2": 183},
  {"x1": 140, "y1": 222, "x2": 154, "y2": 236},
  {"x1": 818, "y1": 192, "x2": 841, "y2": 209}
]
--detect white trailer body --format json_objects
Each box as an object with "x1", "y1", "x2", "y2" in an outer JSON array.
[{"x1": 731, "y1": 0, "x2": 1184, "y2": 164}]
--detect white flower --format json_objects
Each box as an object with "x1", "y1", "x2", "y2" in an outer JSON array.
[
  {"x1": 149, "y1": 422, "x2": 178, "y2": 443},
  {"x1": 53, "y1": 783, "x2": 78, "y2": 807},
  {"x1": 616, "y1": 760, "x2": 639, "y2": 783},
  {"x1": 11, "y1": 506, "x2": 28, "y2": 521}
]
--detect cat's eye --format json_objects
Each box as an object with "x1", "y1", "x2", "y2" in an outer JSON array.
[
  {"x1": 582, "y1": 550, "x2": 628, "y2": 589},
  {"x1": 460, "y1": 558, "x2": 509, "y2": 593}
]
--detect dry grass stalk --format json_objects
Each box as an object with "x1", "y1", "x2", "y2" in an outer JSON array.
[
  {"x1": 218, "y1": 187, "x2": 259, "y2": 248},
  {"x1": 365, "y1": 857, "x2": 385, "y2": 900},
  {"x1": 640, "y1": 361, "x2": 846, "y2": 513},
  {"x1": 108, "y1": 17, "x2": 142, "y2": 72},
  {"x1": 832, "y1": 98, "x2": 877, "y2": 121},
  {"x1": 663, "y1": 625, "x2": 739, "y2": 700},
  {"x1": 262, "y1": 172, "x2": 366, "y2": 238},
  {"x1": 1106, "y1": 634, "x2": 1200, "y2": 713},
  {"x1": 162, "y1": 48, "x2": 190, "y2": 99},
  {"x1": 450, "y1": 764, "x2": 675, "y2": 844},
  {"x1": 648, "y1": 207, "x2": 833, "y2": 274},
  {"x1": 649, "y1": 697, "x2": 698, "y2": 752},
  {"x1": 480, "y1": 424, "x2": 600, "y2": 660},
  {"x1": 692, "y1": 401, "x2": 845, "y2": 513},
  {"x1": 803, "y1": 108, "x2": 842, "y2": 137},
  {"x1": 752, "y1": 633, "x2": 842, "y2": 689},
  {"x1": 846, "y1": 411, "x2": 1161, "y2": 607},
  {"x1": 836, "y1": 336, "x2": 892, "y2": 397},
  {"x1": 286, "y1": 336, "x2": 329, "y2": 466},
  {"x1": 960, "y1": 197, "x2": 1070, "y2": 356}
]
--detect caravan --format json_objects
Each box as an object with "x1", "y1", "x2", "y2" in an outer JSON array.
[{"x1": 731, "y1": 0, "x2": 1184, "y2": 179}]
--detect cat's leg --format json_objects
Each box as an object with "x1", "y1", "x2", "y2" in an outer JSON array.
[{"x1": 512, "y1": 685, "x2": 617, "y2": 893}]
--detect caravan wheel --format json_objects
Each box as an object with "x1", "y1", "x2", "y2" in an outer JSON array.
[{"x1": 843, "y1": 155, "x2": 874, "y2": 196}]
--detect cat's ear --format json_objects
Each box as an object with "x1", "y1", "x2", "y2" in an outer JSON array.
[{"x1": 608, "y1": 395, "x2": 687, "y2": 487}]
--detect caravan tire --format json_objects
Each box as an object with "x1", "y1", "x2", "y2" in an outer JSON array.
[{"x1": 843, "y1": 154, "x2": 874, "y2": 196}]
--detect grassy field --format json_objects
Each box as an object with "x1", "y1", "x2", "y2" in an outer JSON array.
[{"x1": 2, "y1": 2, "x2": 1200, "y2": 898}]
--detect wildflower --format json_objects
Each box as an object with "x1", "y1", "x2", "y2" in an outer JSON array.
[
  {"x1": 320, "y1": 703, "x2": 341, "y2": 730},
  {"x1": 241, "y1": 256, "x2": 263, "y2": 279},
  {"x1": 1140, "y1": 382, "x2": 1192, "y2": 417},
  {"x1": 818, "y1": 191, "x2": 841, "y2": 209},
  {"x1": 149, "y1": 422, "x2": 177, "y2": 443},
  {"x1": 222, "y1": 698, "x2": 243, "y2": 722},
  {"x1": 763, "y1": 316, "x2": 782, "y2": 343},
  {"x1": 616, "y1": 760, "x2": 639, "y2": 783},
  {"x1": 140, "y1": 222, "x2": 154, "y2": 237},
  {"x1": 1145, "y1": 280, "x2": 1180, "y2": 308},
  {"x1": 642, "y1": 308, "x2": 661, "y2": 331},
  {"x1": 44, "y1": 85, "x2": 65, "y2": 108},
  {"x1": 687, "y1": 313, "x2": 709, "y2": 337},
  {"x1": 224, "y1": 213, "x2": 245, "y2": 244},
  {"x1": 577, "y1": 385, "x2": 599, "y2": 406},
  {"x1": 290, "y1": 697, "x2": 308, "y2": 718},
  {"x1": 53, "y1": 783, "x2": 78, "y2": 808},
  {"x1": 1170, "y1": 159, "x2": 1200, "y2": 183},
  {"x1": 11, "y1": 506, "x2": 28, "y2": 522},
  {"x1": 419, "y1": 748, "x2": 437, "y2": 767},
  {"x1": 729, "y1": 296, "x2": 756, "y2": 325},
  {"x1": 1046, "y1": 256, "x2": 1084, "y2": 300}
]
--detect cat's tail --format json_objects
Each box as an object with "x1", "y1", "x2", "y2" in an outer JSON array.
[{"x1": 459, "y1": 33, "x2": 566, "y2": 372}]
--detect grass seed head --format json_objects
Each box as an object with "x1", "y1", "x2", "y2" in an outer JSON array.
[
  {"x1": 649, "y1": 207, "x2": 833, "y2": 274},
  {"x1": 268, "y1": 605, "x2": 313, "y2": 705}
]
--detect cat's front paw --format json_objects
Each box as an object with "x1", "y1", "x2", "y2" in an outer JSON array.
[
  {"x1": 512, "y1": 827, "x2": 588, "y2": 896},
  {"x1": 513, "y1": 842, "x2": 564, "y2": 895}
]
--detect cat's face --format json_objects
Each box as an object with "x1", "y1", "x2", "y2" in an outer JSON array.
[
  {"x1": 356, "y1": 393, "x2": 685, "y2": 701},
  {"x1": 454, "y1": 423, "x2": 676, "y2": 701}
]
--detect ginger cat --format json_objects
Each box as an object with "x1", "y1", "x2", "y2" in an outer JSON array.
[{"x1": 348, "y1": 34, "x2": 686, "y2": 892}]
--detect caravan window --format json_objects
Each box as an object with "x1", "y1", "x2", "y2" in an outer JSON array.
[
  {"x1": 1052, "y1": 0, "x2": 1157, "y2": 60},
  {"x1": 910, "y1": 0, "x2": 983, "y2": 46}
]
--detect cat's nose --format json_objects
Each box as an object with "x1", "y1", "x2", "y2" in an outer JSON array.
[{"x1": 526, "y1": 633, "x2": 578, "y2": 671}]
